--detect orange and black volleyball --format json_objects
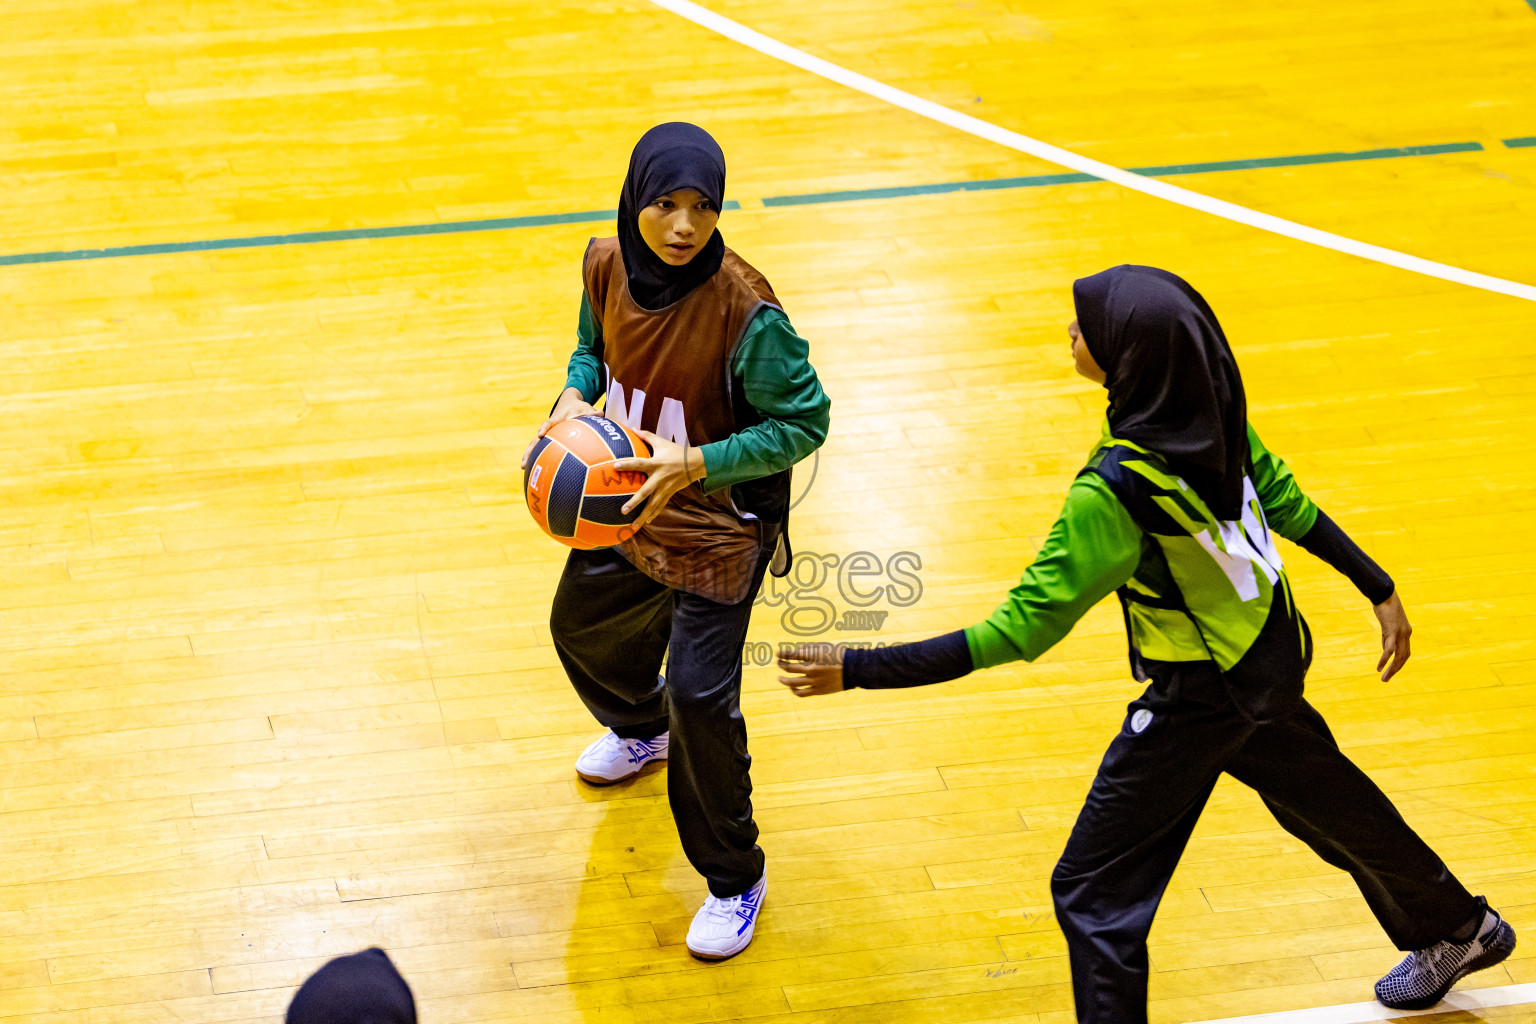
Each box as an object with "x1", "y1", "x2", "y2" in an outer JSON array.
[{"x1": 524, "y1": 415, "x2": 650, "y2": 549}]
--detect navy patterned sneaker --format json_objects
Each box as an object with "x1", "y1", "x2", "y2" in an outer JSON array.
[
  {"x1": 1375, "y1": 899, "x2": 1516, "y2": 1010},
  {"x1": 574, "y1": 730, "x2": 668, "y2": 784},
  {"x1": 686, "y1": 871, "x2": 766, "y2": 961}
]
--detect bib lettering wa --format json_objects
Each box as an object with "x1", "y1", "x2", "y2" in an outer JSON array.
[
  {"x1": 582, "y1": 236, "x2": 784, "y2": 604},
  {"x1": 602, "y1": 374, "x2": 690, "y2": 448}
]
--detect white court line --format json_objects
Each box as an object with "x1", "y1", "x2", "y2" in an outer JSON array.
[
  {"x1": 1190, "y1": 982, "x2": 1536, "y2": 1023},
  {"x1": 647, "y1": 0, "x2": 1536, "y2": 304}
]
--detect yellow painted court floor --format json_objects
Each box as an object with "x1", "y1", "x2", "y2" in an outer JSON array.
[{"x1": 2, "y1": 0, "x2": 1536, "y2": 1022}]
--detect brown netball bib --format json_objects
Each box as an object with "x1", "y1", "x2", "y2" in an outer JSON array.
[{"x1": 583, "y1": 236, "x2": 780, "y2": 604}]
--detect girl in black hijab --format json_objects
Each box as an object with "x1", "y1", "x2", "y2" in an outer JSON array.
[
  {"x1": 520, "y1": 123, "x2": 830, "y2": 961},
  {"x1": 286, "y1": 948, "x2": 415, "y2": 1024},
  {"x1": 779, "y1": 265, "x2": 1512, "y2": 1020},
  {"x1": 1071, "y1": 264, "x2": 1247, "y2": 520},
  {"x1": 615, "y1": 121, "x2": 727, "y2": 311}
]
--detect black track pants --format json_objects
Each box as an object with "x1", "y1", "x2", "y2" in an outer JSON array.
[
  {"x1": 1050, "y1": 664, "x2": 1478, "y2": 1024},
  {"x1": 551, "y1": 545, "x2": 768, "y2": 898}
]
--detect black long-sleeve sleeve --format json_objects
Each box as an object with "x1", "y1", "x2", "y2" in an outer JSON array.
[
  {"x1": 844, "y1": 630, "x2": 975, "y2": 690},
  {"x1": 1295, "y1": 509, "x2": 1395, "y2": 605}
]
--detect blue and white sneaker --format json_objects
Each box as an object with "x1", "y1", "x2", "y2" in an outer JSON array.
[
  {"x1": 687, "y1": 870, "x2": 766, "y2": 961},
  {"x1": 574, "y1": 730, "x2": 668, "y2": 784}
]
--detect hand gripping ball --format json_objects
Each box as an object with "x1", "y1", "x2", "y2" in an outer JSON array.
[{"x1": 524, "y1": 415, "x2": 650, "y2": 549}]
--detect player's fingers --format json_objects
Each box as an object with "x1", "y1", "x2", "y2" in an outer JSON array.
[
  {"x1": 621, "y1": 477, "x2": 659, "y2": 516},
  {"x1": 641, "y1": 478, "x2": 685, "y2": 516},
  {"x1": 1390, "y1": 634, "x2": 1412, "y2": 679},
  {"x1": 1379, "y1": 637, "x2": 1401, "y2": 681},
  {"x1": 776, "y1": 669, "x2": 812, "y2": 690},
  {"x1": 633, "y1": 485, "x2": 678, "y2": 527},
  {"x1": 611, "y1": 457, "x2": 656, "y2": 475},
  {"x1": 787, "y1": 642, "x2": 831, "y2": 665}
]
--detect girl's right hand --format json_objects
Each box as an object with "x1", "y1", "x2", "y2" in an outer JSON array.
[
  {"x1": 521, "y1": 388, "x2": 598, "y2": 469},
  {"x1": 777, "y1": 643, "x2": 847, "y2": 697}
]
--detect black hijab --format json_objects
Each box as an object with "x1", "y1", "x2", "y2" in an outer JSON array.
[
  {"x1": 1073, "y1": 265, "x2": 1248, "y2": 521},
  {"x1": 617, "y1": 122, "x2": 727, "y2": 311},
  {"x1": 286, "y1": 948, "x2": 416, "y2": 1024}
]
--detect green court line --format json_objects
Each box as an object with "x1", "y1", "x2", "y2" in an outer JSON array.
[
  {"x1": 1506, "y1": 137, "x2": 1536, "y2": 148},
  {"x1": 763, "y1": 141, "x2": 1483, "y2": 206},
  {"x1": 0, "y1": 140, "x2": 1495, "y2": 267},
  {"x1": 0, "y1": 203, "x2": 739, "y2": 268}
]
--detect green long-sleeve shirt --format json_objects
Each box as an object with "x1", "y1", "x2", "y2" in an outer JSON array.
[
  {"x1": 563, "y1": 294, "x2": 830, "y2": 493},
  {"x1": 963, "y1": 424, "x2": 1322, "y2": 669}
]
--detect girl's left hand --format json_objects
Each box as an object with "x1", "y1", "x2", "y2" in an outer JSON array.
[
  {"x1": 1372, "y1": 592, "x2": 1412, "y2": 682},
  {"x1": 777, "y1": 644, "x2": 847, "y2": 697},
  {"x1": 613, "y1": 431, "x2": 707, "y2": 529}
]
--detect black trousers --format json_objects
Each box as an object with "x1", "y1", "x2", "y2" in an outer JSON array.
[
  {"x1": 551, "y1": 545, "x2": 769, "y2": 898},
  {"x1": 1051, "y1": 663, "x2": 1478, "y2": 1024}
]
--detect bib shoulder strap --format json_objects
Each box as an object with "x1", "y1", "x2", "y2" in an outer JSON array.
[{"x1": 1081, "y1": 443, "x2": 1185, "y2": 536}]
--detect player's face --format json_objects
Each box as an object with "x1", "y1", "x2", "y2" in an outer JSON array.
[
  {"x1": 1069, "y1": 319, "x2": 1107, "y2": 384},
  {"x1": 637, "y1": 189, "x2": 719, "y2": 265}
]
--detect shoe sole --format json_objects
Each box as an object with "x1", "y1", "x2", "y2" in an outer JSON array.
[
  {"x1": 575, "y1": 757, "x2": 667, "y2": 786},
  {"x1": 688, "y1": 943, "x2": 749, "y2": 962},
  {"x1": 1377, "y1": 924, "x2": 1517, "y2": 1011},
  {"x1": 688, "y1": 927, "x2": 757, "y2": 962}
]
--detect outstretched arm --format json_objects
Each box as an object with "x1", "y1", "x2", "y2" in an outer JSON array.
[{"x1": 778, "y1": 474, "x2": 1141, "y2": 695}]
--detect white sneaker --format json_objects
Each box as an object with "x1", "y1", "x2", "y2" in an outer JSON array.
[
  {"x1": 574, "y1": 730, "x2": 668, "y2": 784},
  {"x1": 686, "y1": 871, "x2": 766, "y2": 961}
]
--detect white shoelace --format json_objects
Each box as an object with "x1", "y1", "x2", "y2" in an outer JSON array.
[
  {"x1": 700, "y1": 893, "x2": 740, "y2": 924},
  {"x1": 1414, "y1": 941, "x2": 1460, "y2": 973},
  {"x1": 1412, "y1": 928, "x2": 1482, "y2": 979}
]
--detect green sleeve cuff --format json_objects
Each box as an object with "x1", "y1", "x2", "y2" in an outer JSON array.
[
  {"x1": 697, "y1": 440, "x2": 731, "y2": 488},
  {"x1": 965, "y1": 622, "x2": 1027, "y2": 669},
  {"x1": 1288, "y1": 496, "x2": 1320, "y2": 537}
]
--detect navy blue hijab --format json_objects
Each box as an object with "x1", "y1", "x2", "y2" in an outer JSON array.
[
  {"x1": 1073, "y1": 265, "x2": 1248, "y2": 521},
  {"x1": 617, "y1": 122, "x2": 727, "y2": 310},
  {"x1": 286, "y1": 948, "x2": 416, "y2": 1024}
]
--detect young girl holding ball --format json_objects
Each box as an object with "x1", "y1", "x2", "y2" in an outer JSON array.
[{"x1": 522, "y1": 122, "x2": 830, "y2": 960}]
